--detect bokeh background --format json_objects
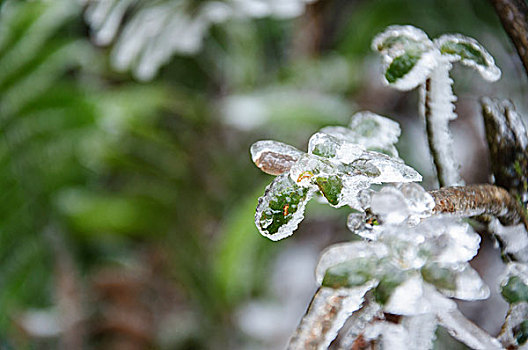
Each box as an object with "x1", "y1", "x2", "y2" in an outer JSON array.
[{"x1": 0, "y1": 0, "x2": 527, "y2": 349}]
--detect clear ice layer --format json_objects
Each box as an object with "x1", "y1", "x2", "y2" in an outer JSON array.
[{"x1": 250, "y1": 140, "x2": 303, "y2": 175}]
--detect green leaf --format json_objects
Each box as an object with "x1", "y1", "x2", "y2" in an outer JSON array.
[
  {"x1": 514, "y1": 320, "x2": 528, "y2": 345},
  {"x1": 439, "y1": 40, "x2": 486, "y2": 66},
  {"x1": 436, "y1": 34, "x2": 501, "y2": 81},
  {"x1": 321, "y1": 259, "x2": 374, "y2": 288},
  {"x1": 385, "y1": 52, "x2": 420, "y2": 84},
  {"x1": 421, "y1": 263, "x2": 456, "y2": 291},
  {"x1": 374, "y1": 270, "x2": 407, "y2": 305},
  {"x1": 501, "y1": 276, "x2": 528, "y2": 304},
  {"x1": 256, "y1": 174, "x2": 312, "y2": 238},
  {"x1": 315, "y1": 175, "x2": 343, "y2": 206}
]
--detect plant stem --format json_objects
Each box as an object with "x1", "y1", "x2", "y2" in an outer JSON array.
[
  {"x1": 436, "y1": 308, "x2": 503, "y2": 349},
  {"x1": 288, "y1": 285, "x2": 372, "y2": 350},
  {"x1": 423, "y1": 61, "x2": 464, "y2": 187},
  {"x1": 490, "y1": 0, "x2": 528, "y2": 78},
  {"x1": 429, "y1": 184, "x2": 528, "y2": 229}
]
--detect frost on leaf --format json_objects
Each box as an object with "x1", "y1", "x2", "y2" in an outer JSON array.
[
  {"x1": 371, "y1": 25, "x2": 438, "y2": 91},
  {"x1": 250, "y1": 140, "x2": 303, "y2": 175},
  {"x1": 255, "y1": 174, "x2": 314, "y2": 241},
  {"x1": 318, "y1": 111, "x2": 401, "y2": 157},
  {"x1": 435, "y1": 34, "x2": 501, "y2": 81},
  {"x1": 348, "y1": 111, "x2": 401, "y2": 157}
]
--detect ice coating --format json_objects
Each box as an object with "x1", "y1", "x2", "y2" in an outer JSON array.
[
  {"x1": 288, "y1": 284, "x2": 376, "y2": 350},
  {"x1": 308, "y1": 132, "x2": 365, "y2": 163},
  {"x1": 371, "y1": 25, "x2": 432, "y2": 57},
  {"x1": 370, "y1": 186, "x2": 410, "y2": 224},
  {"x1": 255, "y1": 174, "x2": 315, "y2": 241},
  {"x1": 385, "y1": 49, "x2": 440, "y2": 91},
  {"x1": 367, "y1": 183, "x2": 434, "y2": 226},
  {"x1": 435, "y1": 34, "x2": 501, "y2": 81},
  {"x1": 498, "y1": 302, "x2": 528, "y2": 349},
  {"x1": 319, "y1": 111, "x2": 401, "y2": 157},
  {"x1": 372, "y1": 25, "x2": 439, "y2": 91},
  {"x1": 348, "y1": 111, "x2": 401, "y2": 157},
  {"x1": 423, "y1": 55, "x2": 464, "y2": 186},
  {"x1": 315, "y1": 241, "x2": 388, "y2": 285},
  {"x1": 502, "y1": 262, "x2": 528, "y2": 286},
  {"x1": 250, "y1": 140, "x2": 304, "y2": 175},
  {"x1": 490, "y1": 219, "x2": 528, "y2": 262},
  {"x1": 288, "y1": 151, "x2": 421, "y2": 210}
]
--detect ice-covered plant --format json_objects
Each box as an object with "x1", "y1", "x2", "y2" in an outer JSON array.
[
  {"x1": 251, "y1": 111, "x2": 421, "y2": 240},
  {"x1": 372, "y1": 25, "x2": 501, "y2": 187},
  {"x1": 250, "y1": 24, "x2": 528, "y2": 350}
]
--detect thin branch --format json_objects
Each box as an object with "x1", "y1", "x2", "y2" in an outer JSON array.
[
  {"x1": 436, "y1": 308, "x2": 503, "y2": 350},
  {"x1": 423, "y1": 64, "x2": 464, "y2": 187},
  {"x1": 490, "y1": 0, "x2": 528, "y2": 78},
  {"x1": 429, "y1": 184, "x2": 528, "y2": 229}
]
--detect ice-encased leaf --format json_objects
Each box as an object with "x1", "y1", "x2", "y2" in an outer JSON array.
[
  {"x1": 322, "y1": 258, "x2": 376, "y2": 288},
  {"x1": 308, "y1": 132, "x2": 365, "y2": 163},
  {"x1": 372, "y1": 25, "x2": 432, "y2": 57},
  {"x1": 348, "y1": 111, "x2": 401, "y2": 157},
  {"x1": 372, "y1": 25, "x2": 439, "y2": 90},
  {"x1": 501, "y1": 263, "x2": 528, "y2": 304},
  {"x1": 422, "y1": 263, "x2": 489, "y2": 300},
  {"x1": 255, "y1": 174, "x2": 314, "y2": 241},
  {"x1": 490, "y1": 219, "x2": 528, "y2": 262},
  {"x1": 383, "y1": 276, "x2": 457, "y2": 315},
  {"x1": 315, "y1": 241, "x2": 388, "y2": 285},
  {"x1": 419, "y1": 217, "x2": 481, "y2": 264},
  {"x1": 288, "y1": 153, "x2": 400, "y2": 210},
  {"x1": 250, "y1": 140, "x2": 304, "y2": 175},
  {"x1": 317, "y1": 111, "x2": 401, "y2": 157},
  {"x1": 435, "y1": 34, "x2": 501, "y2": 81}
]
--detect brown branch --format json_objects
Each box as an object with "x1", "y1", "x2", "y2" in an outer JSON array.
[
  {"x1": 430, "y1": 184, "x2": 528, "y2": 228},
  {"x1": 490, "y1": 0, "x2": 528, "y2": 77}
]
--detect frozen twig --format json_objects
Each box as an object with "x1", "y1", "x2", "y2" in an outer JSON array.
[
  {"x1": 423, "y1": 67, "x2": 464, "y2": 187},
  {"x1": 288, "y1": 285, "x2": 374, "y2": 350},
  {"x1": 436, "y1": 308, "x2": 503, "y2": 349},
  {"x1": 430, "y1": 184, "x2": 528, "y2": 229},
  {"x1": 490, "y1": 0, "x2": 528, "y2": 78}
]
